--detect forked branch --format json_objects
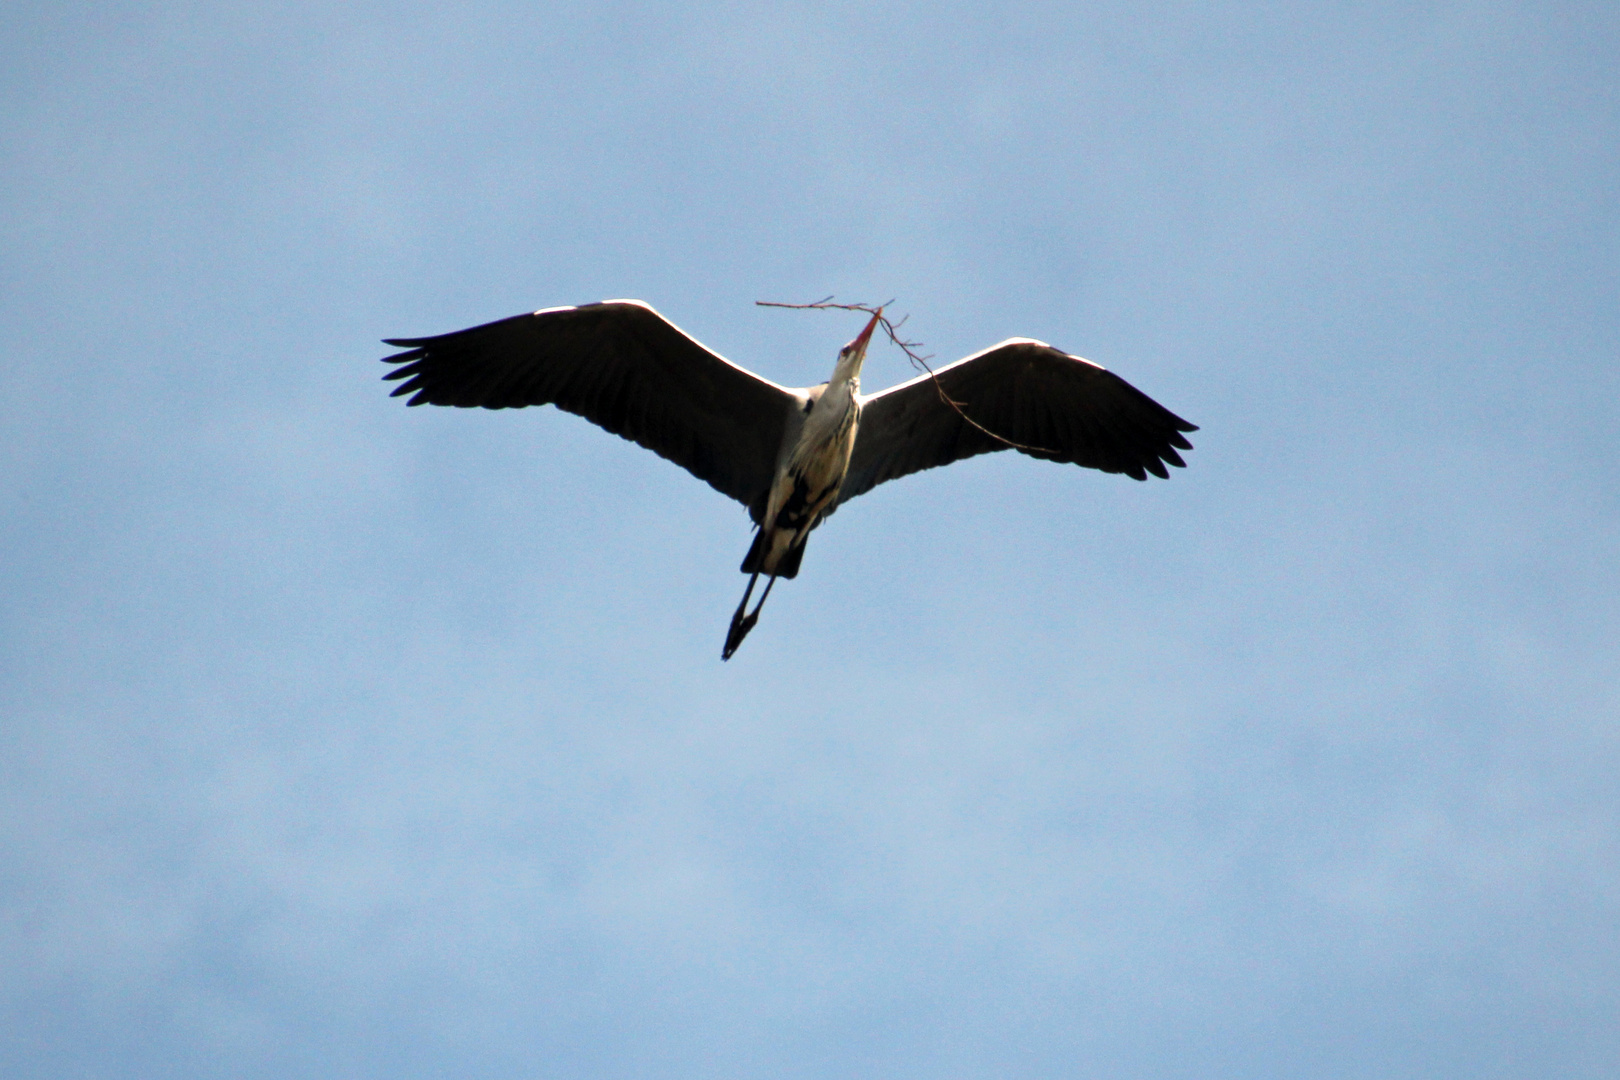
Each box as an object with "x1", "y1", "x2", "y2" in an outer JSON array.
[{"x1": 755, "y1": 297, "x2": 1052, "y2": 455}]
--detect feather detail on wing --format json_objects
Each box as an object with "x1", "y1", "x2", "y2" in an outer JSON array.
[
  {"x1": 840, "y1": 338, "x2": 1196, "y2": 504},
  {"x1": 382, "y1": 300, "x2": 799, "y2": 512}
]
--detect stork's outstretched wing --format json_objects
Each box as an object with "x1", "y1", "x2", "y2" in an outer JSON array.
[
  {"x1": 841, "y1": 338, "x2": 1196, "y2": 504},
  {"x1": 382, "y1": 300, "x2": 798, "y2": 511}
]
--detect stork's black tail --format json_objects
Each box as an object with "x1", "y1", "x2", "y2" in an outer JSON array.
[{"x1": 739, "y1": 528, "x2": 808, "y2": 579}]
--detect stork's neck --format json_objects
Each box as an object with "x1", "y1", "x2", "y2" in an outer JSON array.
[{"x1": 829, "y1": 349, "x2": 865, "y2": 391}]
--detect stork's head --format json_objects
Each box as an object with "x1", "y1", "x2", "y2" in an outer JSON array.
[{"x1": 833, "y1": 308, "x2": 883, "y2": 385}]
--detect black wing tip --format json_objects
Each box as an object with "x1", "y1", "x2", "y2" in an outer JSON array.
[
  {"x1": 1160, "y1": 415, "x2": 1197, "y2": 464},
  {"x1": 1128, "y1": 432, "x2": 1195, "y2": 481},
  {"x1": 1119, "y1": 454, "x2": 1185, "y2": 481},
  {"x1": 381, "y1": 345, "x2": 427, "y2": 368},
  {"x1": 381, "y1": 354, "x2": 433, "y2": 404}
]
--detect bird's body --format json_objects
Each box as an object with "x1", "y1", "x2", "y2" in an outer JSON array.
[
  {"x1": 382, "y1": 299, "x2": 1195, "y2": 658},
  {"x1": 745, "y1": 317, "x2": 869, "y2": 580}
]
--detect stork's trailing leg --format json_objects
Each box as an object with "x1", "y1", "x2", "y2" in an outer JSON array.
[{"x1": 722, "y1": 571, "x2": 778, "y2": 660}]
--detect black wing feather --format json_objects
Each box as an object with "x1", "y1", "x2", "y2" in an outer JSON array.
[
  {"x1": 841, "y1": 339, "x2": 1196, "y2": 504},
  {"x1": 382, "y1": 301, "x2": 794, "y2": 510}
]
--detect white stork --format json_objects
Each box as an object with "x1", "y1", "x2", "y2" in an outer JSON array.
[{"x1": 382, "y1": 300, "x2": 1196, "y2": 659}]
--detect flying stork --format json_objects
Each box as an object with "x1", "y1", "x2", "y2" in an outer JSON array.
[{"x1": 381, "y1": 300, "x2": 1196, "y2": 659}]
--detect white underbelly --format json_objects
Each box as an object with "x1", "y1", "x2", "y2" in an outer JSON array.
[{"x1": 756, "y1": 392, "x2": 860, "y2": 572}]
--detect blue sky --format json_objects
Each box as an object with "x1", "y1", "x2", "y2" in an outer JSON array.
[{"x1": 3, "y1": 2, "x2": 1617, "y2": 1077}]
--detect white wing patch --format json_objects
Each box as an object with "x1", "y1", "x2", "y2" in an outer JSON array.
[
  {"x1": 529, "y1": 299, "x2": 801, "y2": 394},
  {"x1": 858, "y1": 337, "x2": 1107, "y2": 402}
]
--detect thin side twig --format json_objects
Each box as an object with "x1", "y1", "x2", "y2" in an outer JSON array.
[{"x1": 755, "y1": 297, "x2": 1052, "y2": 454}]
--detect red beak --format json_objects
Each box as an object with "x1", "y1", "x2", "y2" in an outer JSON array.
[{"x1": 849, "y1": 308, "x2": 883, "y2": 353}]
